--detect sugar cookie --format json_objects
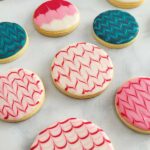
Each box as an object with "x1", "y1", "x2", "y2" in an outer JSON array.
[
  {"x1": 0, "y1": 68, "x2": 45, "y2": 122},
  {"x1": 33, "y1": 0, "x2": 80, "y2": 37},
  {"x1": 0, "y1": 22, "x2": 28, "y2": 63},
  {"x1": 93, "y1": 10, "x2": 139, "y2": 49},
  {"x1": 108, "y1": 0, "x2": 144, "y2": 9},
  {"x1": 30, "y1": 118, "x2": 114, "y2": 150},
  {"x1": 115, "y1": 77, "x2": 150, "y2": 134},
  {"x1": 51, "y1": 42, "x2": 113, "y2": 99}
]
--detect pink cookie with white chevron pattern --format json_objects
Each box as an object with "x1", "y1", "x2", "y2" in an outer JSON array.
[
  {"x1": 0, "y1": 68, "x2": 45, "y2": 122},
  {"x1": 51, "y1": 42, "x2": 114, "y2": 99},
  {"x1": 116, "y1": 77, "x2": 150, "y2": 134},
  {"x1": 30, "y1": 118, "x2": 114, "y2": 150}
]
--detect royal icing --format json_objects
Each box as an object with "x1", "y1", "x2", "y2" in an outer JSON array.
[
  {"x1": 116, "y1": 77, "x2": 150, "y2": 131},
  {"x1": 34, "y1": 0, "x2": 80, "y2": 31},
  {"x1": 0, "y1": 68, "x2": 44, "y2": 121},
  {"x1": 93, "y1": 10, "x2": 139, "y2": 44},
  {"x1": 51, "y1": 42, "x2": 113, "y2": 98},
  {"x1": 0, "y1": 22, "x2": 27, "y2": 59},
  {"x1": 30, "y1": 118, "x2": 114, "y2": 150}
]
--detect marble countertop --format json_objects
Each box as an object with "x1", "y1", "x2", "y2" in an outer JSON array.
[{"x1": 0, "y1": 0, "x2": 150, "y2": 150}]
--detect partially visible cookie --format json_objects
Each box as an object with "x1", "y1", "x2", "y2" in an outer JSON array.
[
  {"x1": 51, "y1": 42, "x2": 113, "y2": 99},
  {"x1": 30, "y1": 118, "x2": 114, "y2": 150},
  {"x1": 33, "y1": 0, "x2": 80, "y2": 37},
  {"x1": 93, "y1": 10, "x2": 139, "y2": 49},
  {"x1": 0, "y1": 68, "x2": 45, "y2": 122},
  {"x1": 115, "y1": 77, "x2": 150, "y2": 134},
  {"x1": 0, "y1": 22, "x2": 28, "y2": 63},
  {"x1": 108, "y1": 0, "x2": 144, "y2": 9}
]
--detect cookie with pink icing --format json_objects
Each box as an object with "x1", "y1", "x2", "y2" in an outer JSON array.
[
  {"x1": 51, "y1": 42, "x2": 114, "y2": 99},
  {"x1": 115, "y1": 77, "x2": 150, "y2": 134},
  {"x1": 30, "y1": 118, "x2": 114, "y2": 150},
  {"x1": 0, "y1": 68, "x2": 45, "y2": 122},
  {"x1": 33, "y1": 0, "x2": 80, "y2": 37}
]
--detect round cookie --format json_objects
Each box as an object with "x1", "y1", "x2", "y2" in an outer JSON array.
[
  {"x1": 0, "y1": 22, "x2": 28, "y2": 63},
  {"x1": 108, "y1": 0, "x2": 144, "y2": 9},
  {"x1": 30, "y1": 118, "x2": 114, "y2": 150},
  {"x1": 115, "y1": 77, "x2": 150, "y2": 134},
  {"x1": 33, "y1": 0, "x2": 80, "y2": 37},
  {"x1": 0, "y1": 68, "x2": 45, "y2": 122},
  {"x1": 51, "y1": 42, "x2": 113, "y2": 99},
  {"x1": 93, "y1": 10, "x2": 139, "y2": 49}
]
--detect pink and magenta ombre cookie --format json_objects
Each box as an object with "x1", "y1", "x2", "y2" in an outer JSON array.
[
  {"x1": 33, "y1": 0, "x2": 80, "y2": 37},
  {"x1": 115, "y1": 77, "x2": 150, "y2": 134}
]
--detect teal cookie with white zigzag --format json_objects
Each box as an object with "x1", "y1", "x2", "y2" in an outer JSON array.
[
  {"x1": 93, "y1": 10, "x2": 139, "y2": 49},
  {"x1": 0, "y1": 22, "x2": 28, "y2": 63}
]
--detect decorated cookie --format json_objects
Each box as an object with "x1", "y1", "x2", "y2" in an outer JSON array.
[
  {"x1": 51, "y1": 42, "x2": 113, "y2": 99},
  {"x1": 0, "y1": 22, "x2": 28, "y2": 63},
  {"x1": 33, "y1": 0, "x2": 80, "y2": 37},
  {"x1": 115, "y1": 77, "x2": 150, "y2": 134},
  {"x1": 108, "y1": 0, "x2": 144, "y2": 9},
  {"x1": 0, "y1": 68, "x2": 45, "y2": 122},
  {"x1": 30, "y1": 118, "x2": 114, "y2": 150},
  {"x1": 93, "y1": 10, "x2": 139, "y2": 49}
]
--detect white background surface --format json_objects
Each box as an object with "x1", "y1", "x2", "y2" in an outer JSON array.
[{"x1": 0, "y1": 0, "x2": 150, "y2": 150}]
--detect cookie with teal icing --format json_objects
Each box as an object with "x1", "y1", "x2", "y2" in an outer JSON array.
[
  {"x1": 0, "y1": 22, "x2": 28, "y2": 63},
  {"x1": 93, "y1": 10, "x2": 139, "y2": 49}
]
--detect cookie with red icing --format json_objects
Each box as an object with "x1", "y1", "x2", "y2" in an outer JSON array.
[
  {"x1": 30, "y1": 118, "x2": 114, "y2": 150},
  {"x1": 0, "y1": 68, "x2": 45, "y2": 122},
  {"x1": 51, "y1": 42, "x2": 114, "y2": 99},
  {"x1": 33, "y1": 0, "x2": 80, "y2": 37},
  {"x1": 115, "y1": 77, "x2": 150, "y2": 134}
]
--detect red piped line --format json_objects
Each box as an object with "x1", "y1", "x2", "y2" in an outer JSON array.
[
  {"x1": 31, "y1": 118, "x2": 112, "y2": 150},
  {"x1": 0, "y1": 68, "x2": 43, "y2": 120},
  {"x1": 117, "y1": 78, "x2": 150, "y2": 129}
]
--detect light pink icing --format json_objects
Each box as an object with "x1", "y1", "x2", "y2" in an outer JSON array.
[
  {"x1": 116, "y1": 77, "x2": 150, "y2": 131},
  {"x1": 51, "y1": 42, "x2": 113, "y2": 98},
  {"x1": 30, "y1": 118, "x2": 114, "y2": 150},
  {"x1": 0, "y1": 68, "x2": 44, "y2": 121}
]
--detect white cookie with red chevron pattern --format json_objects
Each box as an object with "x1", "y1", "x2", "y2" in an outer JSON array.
[
  {"x1": 30, "y1": 118, "x2": 114, "y2": 150},
  {"x1": 0, "y1": 68, "x2": 45, "y2": 122},
  {"x1": 51, "y1": 42, "x2": 114, "y2": 99},
  {"x1": 116, "y1": 77, "x2": 150, "y2": 134}
]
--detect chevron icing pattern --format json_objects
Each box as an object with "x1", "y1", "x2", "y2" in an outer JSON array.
[
  {"x1": 0, "y1": 68, "x2": 44, "y2": 121},
  {"x1": 51, "y1": 42, "x2": 113, "y2": 97},
  {"x1": 93, "y1": 10, "x2": 139, "y2": 44},
  {"x1": 116, "y1": 77, "x2": 150, "y2": 131},
  {"x1": 30, "y1": 118, "x2": 114, "y2": 150},
  {"x1": 0, "y1": 22, "x2": 26, "y2": 59}
]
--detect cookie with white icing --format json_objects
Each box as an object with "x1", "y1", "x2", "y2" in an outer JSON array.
[
  {"x1": 0, "y1": 22, "x2": 28, "y2": 63},
  {"x1": 116, "y1": 77, "x2": 150, "y2": 134},
  {"x1": 0, "y1": 68, "x2": 45, "y2": 122},
  {"x1": 51, "y1": 42, "x2": 113, "y2": 99},
  {"x1": 30, "y1": 118, "x2": 114, "y2": 150},
  {"x1": 33, "y1": 0, "x2": 80, "y2": 37},
  {"x1": 108, "y1": 0, "x2": 144, "y2": 9}
]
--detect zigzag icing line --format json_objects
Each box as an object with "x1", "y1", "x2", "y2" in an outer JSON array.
[
  {"x1": 51, "y1": 42, "x2": 113, "y2": 96},
  {"x1": 30, "y1": 118, "x2": 112, "y2": 150},
  {"x1": 116, "y1": 77, "x2": 150, "y2": 130},
  {"x1": 93, "y1": 10, "x2": 138, "y2": 44},
  {"x1": 0, "y1": 68, "x2": 44, "y2": 120},
  {"x1": 0, "y1": 22, "x2": 26, "y2": 59}
]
